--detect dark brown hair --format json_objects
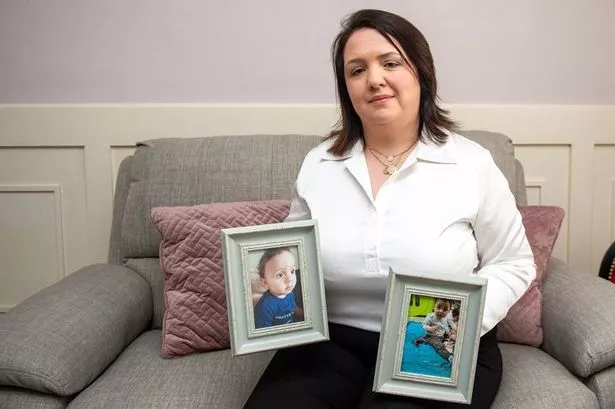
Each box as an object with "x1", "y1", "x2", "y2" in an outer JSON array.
[
  {"x1": 327, "y1": 9, "x2": 457, "y2": 156},
  {"x1": 257, "y1": 247, "x2": 292, "y2": 278},
  {"x1": 434, "y1": 298, "x2": 452, "y2": 309}
]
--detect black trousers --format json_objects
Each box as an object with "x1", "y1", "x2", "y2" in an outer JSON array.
[{"x1": 244, "y1": 323, "x2": 502, "y2": 409}]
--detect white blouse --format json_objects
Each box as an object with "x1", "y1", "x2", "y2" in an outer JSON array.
[{"x1": 285, "y1": 131, "x2": 536, "y2": 336}]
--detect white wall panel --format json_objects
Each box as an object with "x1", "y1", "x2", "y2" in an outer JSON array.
[
  {"x1": 525, "y1": 185, "x2": 542, "y2": 206},
  {"x1": 513, "y1": 145, "x2": 571, "y2": 262},
  {"x1": 0, "y1": 148, "x2": 88, "y2": 274},
  {"x1": 593, "y1": 145, "x2": 615, "y2": 274},
  {"x1": 0, "y1": 185, "x2": 64, "y2": 311}
]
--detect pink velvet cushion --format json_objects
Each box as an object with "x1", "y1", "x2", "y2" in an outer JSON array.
[
  {"x1": 151, "y1": 200, "x2": 290, "y2": 358},
  {"x1": 497, "y1": 205, "x2": 565, "y2": 346}
]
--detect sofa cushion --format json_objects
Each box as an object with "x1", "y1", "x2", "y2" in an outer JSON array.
[
  {"x1": 0, "y1": 386, "x2": 69, "y2": 409},
  {"x1": 151, "y1": 200, "x2": 290, "y2": 358},
  {"x1": 111, "y1": 133, "x2": 519, "y2": 263},
  {"x1": 118, "y1": 135, "x2": 321, "y2": 261},
  {"x1": 66, "y1": 331, "x2": 274, "y2": 409},
  {"x1": 497, "y1": 205, "x2": 565, "y2": 346},
  {"x1": 124, "y1": 258, "x2": 166, "y2": 329},
  {"x1": 513, "y1": 158, "x2": 527, "y2": 206},
  {"x1": 460, "y1": 130, "x2": 517, "y2": 198},
  {"x1": 492, "y1": 343, "x2": 599, "y2": 409},
  {"x1": 586, "y1": 365, "x2": 615, "y2": 409},
  {"x1": 66, "y1": 333, "x2": 599, "y2": 409}
]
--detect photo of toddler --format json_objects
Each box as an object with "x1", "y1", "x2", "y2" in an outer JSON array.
[
  {"x1": 253, "y1": 247, "x2": 303, "y2": 329},
  {"x1": 401, "y1": 294, "x2": 462, "y2": 379}
]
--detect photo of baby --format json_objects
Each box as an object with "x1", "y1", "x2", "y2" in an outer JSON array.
[
  {"x1": 249, "y1": 246, "x2": 305, "y2": 330},
  {"x1": 400, "y1": 294, "x2": 461, "y2": 379}
]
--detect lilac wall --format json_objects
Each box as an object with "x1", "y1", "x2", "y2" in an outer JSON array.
[{"x1": 0, "y1": 0, "x2": 613, "y2": 103}]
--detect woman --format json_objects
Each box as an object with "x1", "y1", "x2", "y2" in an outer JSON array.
[{"x1": 244, "y1": 9, "x2": 535, "y2": 409}]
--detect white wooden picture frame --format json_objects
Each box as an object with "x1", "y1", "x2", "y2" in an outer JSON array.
[
  {"x1": 374, "y1": 267, "x2": 487, "y2": 404},
  {"x1": 221, "y1": 219, "x2": 328, "y2": 356}
]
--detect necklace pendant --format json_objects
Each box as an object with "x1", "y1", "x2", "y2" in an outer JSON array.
[
  {"x1": 386, "y1": 155, "x2": 394, "y2": 162},
  {"x1": 384, "y1": 165, "x2": 397, "y2": 175}
]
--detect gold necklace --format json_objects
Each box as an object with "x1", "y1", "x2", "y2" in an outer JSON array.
[
  {"x1": 366, "y1": 139, "x2": 419, "y2": 175},
  {"x1": 368, "y1": 148, "x2": 402, "y2": 175},
  {"x1": 368, "y1": 142, "x2": 415, "y2": 163}
]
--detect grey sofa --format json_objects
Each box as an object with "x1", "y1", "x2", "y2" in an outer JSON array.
[{"x1": 1, "y1": 131, "x2": 615, "y2": 409}]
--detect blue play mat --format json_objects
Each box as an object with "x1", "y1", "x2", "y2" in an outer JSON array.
[{"x1": 400, "y1": 321, "x2": 452, "y2": 378}]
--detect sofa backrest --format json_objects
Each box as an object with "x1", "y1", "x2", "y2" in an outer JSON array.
[
  {"x1": 108, "y1": 134, "x2": 322, "y2": 265},
  {"x1": 109, "y1": 131, "x2": 525, "y2": 265}
]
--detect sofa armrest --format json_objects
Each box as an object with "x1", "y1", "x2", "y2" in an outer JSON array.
[
  {"x1": 542, "y1": 258, "x2": 615, "y2": 377},
  {"x1": 0, "y1": 264, "x2": 152, "y2": 396}
]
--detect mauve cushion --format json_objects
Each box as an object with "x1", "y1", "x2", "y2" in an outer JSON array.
[
  {"x1": 151, "y1": 200, "x2": 290, "y2": 358},
  {"x1": 497, "y1": 205, "x2": 565, "y2": 346}
]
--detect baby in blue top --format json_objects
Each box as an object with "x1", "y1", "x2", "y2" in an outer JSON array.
[{"x1": 254, "y1": 247, "x2": 298, "y2": 329}]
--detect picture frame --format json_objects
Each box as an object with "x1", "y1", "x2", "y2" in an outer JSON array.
[
  {"x1": 373, "y1": 267, "x2": 487, "y2": 404},
  {"x1": 221, "y1": 219, "x2": 328, "y2": 356}
]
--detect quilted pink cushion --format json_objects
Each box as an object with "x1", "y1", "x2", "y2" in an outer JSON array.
[
  {"x1": 151, "y1": 200, "x2": 290, "y2": 358},
  {"x1": 497, "y1": 205, "x2": 565, "y2": 346}
]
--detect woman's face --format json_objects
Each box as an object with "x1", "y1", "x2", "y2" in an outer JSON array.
[{"x1": 343, "y1": 28, "x2": 420, "y2": 129}]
